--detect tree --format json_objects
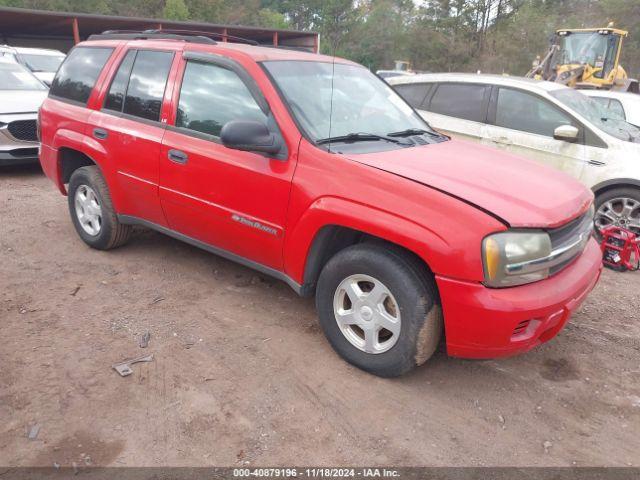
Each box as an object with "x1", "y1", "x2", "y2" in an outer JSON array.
[
  {"x1": 1, "y1": 0, "x2": 638, "y2": 76},
  {"x1": 163, "y1": 0, "x2": 189, "y2": 20}
]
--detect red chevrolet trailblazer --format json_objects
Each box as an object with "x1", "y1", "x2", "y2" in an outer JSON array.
[{"x1": 38, "y1": 31, "x2": 602, "y2": 377}]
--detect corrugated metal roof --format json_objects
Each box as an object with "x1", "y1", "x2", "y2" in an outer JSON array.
[{"x1": 0, "y1": 6, "x2": 318, "y2": 51}]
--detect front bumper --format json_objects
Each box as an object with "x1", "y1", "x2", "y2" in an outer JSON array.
[
  {"x1": 0, "y1": 147, "x2": 39, "y2": 166},
  {"x1": 1, "y1": 113, "x2": 39, "y2": 166},
  {"x1": 436, "y1": 238, "x2": 602, "y2": 359}
]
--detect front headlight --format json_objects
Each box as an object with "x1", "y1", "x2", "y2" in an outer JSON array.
[{"x1": 482, "y1": 230, "x2": 552, "y2": 287}]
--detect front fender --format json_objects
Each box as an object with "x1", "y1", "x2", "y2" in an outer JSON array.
[{"x1": 284, "y1": 195, "x2": 481, "y2": 285}]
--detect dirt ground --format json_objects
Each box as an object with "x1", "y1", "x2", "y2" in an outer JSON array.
[{"x1": 1, "y1": 164, "x2": 639, "y2": 468}]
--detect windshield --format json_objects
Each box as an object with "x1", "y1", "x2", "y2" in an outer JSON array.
[
  {"x1": 550, "y1": 88, "x2": 640, "y2": 142},
  {"x1": 263, "y1": 60, "x2": 435, "y2": 146},
  {"x1": 0, "y1": 62, "x2": 46, "y2": 90},
  {"x1": 19, "y1": 53, "x2": 65, "y2": 73},
  {"x1": 558, "y1": 32, "x2": 609, "y2": 66}
]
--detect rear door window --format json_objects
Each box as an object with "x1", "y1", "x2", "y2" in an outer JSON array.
[
  {"x1": 49, "y1": 47, "x2": 114, "y2": 104},
  {"x1": 393, "y1": 83, "x2": 431, "y2": 108},
  {"x1": 121, "y1": 50, "x2": 174, "y2": 122},
  {"x1": 429, "y1": 83, "x2": 491, "y2": 122},
  {"x1": 495, "y1": 88, "x2": 574, "y2": 137},
  {"x1": 428, "y1": 83, "x2": 489, "y2": 122},
  {"x1": 103, "y1": 50, "x2": 136, "y2": 112}
]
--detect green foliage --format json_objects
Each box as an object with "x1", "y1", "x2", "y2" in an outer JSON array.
[
  {"x1": 2, "y1": 0, "x2": 639, "y2": 76},
  {"x1": 163, "y1": 0, "x2": 190, "y2": 20}
]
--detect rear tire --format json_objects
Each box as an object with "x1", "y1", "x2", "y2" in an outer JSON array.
[
  {"x1": 315, "y1": 243, "x2": 442, "y2": 377},
  {"x1": 594, "y1": 187, "x2": 640, "y2": 238},
  {"x1": 68, "y1": 166, "x2": 131, "y2": 250}
]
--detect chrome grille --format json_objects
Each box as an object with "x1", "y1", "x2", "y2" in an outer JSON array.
[
  {"x1": 8, "y1": 120, "x2": 38, "y2": 142},
  {"x1": 505, "y1": 208, "x2": 594, "y2": 277},
  {"x1": 547, "y1": 210, "x2": 594, "y2": 275}
]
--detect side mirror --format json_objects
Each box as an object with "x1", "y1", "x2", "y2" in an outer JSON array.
[
  {"x1": 553, "y1": 125, "x2": 580, "y2": 143},
  {"x1": 221, "y1": 120, "x2": 282, "y2": 155}
]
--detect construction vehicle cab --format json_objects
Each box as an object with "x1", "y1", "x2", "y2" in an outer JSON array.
[{"x1": 528, "y1": 26, "x2": 639, "y2": 94}]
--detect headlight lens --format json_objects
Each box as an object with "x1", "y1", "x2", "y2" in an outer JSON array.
[{"x1": 482, "y1": 230, "x2": 552, "y2": 287}]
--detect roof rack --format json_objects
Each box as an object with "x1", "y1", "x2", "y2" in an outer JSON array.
[
  {"x1": 143, "y1": 29, "x2": 259, "y2": 46},
  {"x1": 88, "y1": 29, "x2": 260, "y2": 46},
  {"x1": 88, "y1": 30, "x2": 216, "y2": 45}
]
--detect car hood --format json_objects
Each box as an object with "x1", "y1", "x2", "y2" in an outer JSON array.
[
  {"x1": 0, "y1": 90, "x2": 47, "y2": 114},
  {"x1": 348, "y1": 139, "x2": 593, "y2": 228}
]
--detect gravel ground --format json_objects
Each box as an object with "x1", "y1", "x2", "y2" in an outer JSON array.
[{"x1": 1, "y1": 164, "x2": 639, "y2": 468}]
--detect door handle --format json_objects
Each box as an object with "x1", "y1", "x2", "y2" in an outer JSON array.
[
  {"x1": 168, "y1": 149, "x2": 188, "y2": 164},
  {"x1": 587, "y1": 159, "x2": 606, "y2": 166},
  {"x1": 93, "y1": 128, "x2": 108, "y2": 140},
  {"x1": 491, "y1": 136, "x2": 513, "y2": 146}
]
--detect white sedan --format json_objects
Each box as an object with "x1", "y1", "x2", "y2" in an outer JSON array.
[
  {"x1": 388, "y1": 73, "x2": 640, "y2": 235},
  {"x1": 0, "y1": 58, "x2": 47, "y2": 166},
  {"x1": 0, "y1": 45, "x2": 65, "y2": 86},
  {"x1": 580, "y1": 89, "x2": 640, "y2": 128}
]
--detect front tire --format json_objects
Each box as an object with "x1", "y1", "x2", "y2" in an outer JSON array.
[
  {"x1": 68, "y1": 166, "x2": 131, "y2": 250},
  {"x1": 315, "y1": 243, "x2": 442, "y2": 377}
]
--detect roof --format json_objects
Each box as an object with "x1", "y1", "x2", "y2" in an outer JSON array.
[
  {"x1": 556, "y1": 27, "x2": 628, "y2": 36},
  {"x1": 0, "y1": 6, "x2": 318, "y2": 52},
  {"x1": 83, "y1": 37, "x2": 353, "y2": 64},
  {"x1": 388, "y1": 72, "x2": 568, "y2": 94},
  {"x1": 186, "y1": 41, "x2": 352, "y2": 63}
]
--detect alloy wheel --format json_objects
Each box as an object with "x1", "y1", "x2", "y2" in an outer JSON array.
[
  {"x1": 595, "y1": 197, "x2": 640, "y2": 235},
  {"x1": 74, "y1": 184, "x2": 102, "y2": 236},
  {"x1": 333, "y1": 274, "x2": 401, "y2": 354}
]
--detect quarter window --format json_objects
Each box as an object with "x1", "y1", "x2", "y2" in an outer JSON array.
[
  {"x1": 176, "y1": 61, "x2": 267, "y2": 138},
  {"x1": 496, "y1": 88, "x2": 573, "y2": 137},
  {"x1": 429, "y1": 83, "x2": 489, "y2": 122},
  {"x1": 122, "y1": 50, "x2": 174, "y2": 122},
  {"x1": 49, "y1": 47, "x2": 113, "y2": 104}
]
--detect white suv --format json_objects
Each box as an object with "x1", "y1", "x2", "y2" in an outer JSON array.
[{"x1": 389, "y1": 73, "x2": 640, "y2": 235}]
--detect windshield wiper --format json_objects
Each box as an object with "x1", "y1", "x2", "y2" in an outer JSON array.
[
  {"x1": 387, "y1": 128, "x2": 446, "y2": 139},
  {"x1": 316, "y1": 132, "x2": 412, "y2": 146}
]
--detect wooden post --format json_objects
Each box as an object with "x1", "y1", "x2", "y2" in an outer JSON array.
[
  {"x1": 72, "y1": 17, "x2": 80, "y2": 44},
  {"x1": 273, "y1": 31, "x2": 278, "y2": 47},
  {"x1": 222, "y1": 28, "x2": 228, "y2": 42},
  {"x1": 313, "y1": 34, "x2": 319, "y2": 54},
  {"x1": 157, "y1": 23, "x2": 163, "y2": 31}
]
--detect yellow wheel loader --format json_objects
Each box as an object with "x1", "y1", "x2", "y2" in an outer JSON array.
[{"x1": 527, "y1": 25, "x2": 639, "y2": 94}]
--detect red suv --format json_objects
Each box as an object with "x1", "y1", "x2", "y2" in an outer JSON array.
[{"x1": 39, "y1": 32, "x2": 602, "y2": 377}]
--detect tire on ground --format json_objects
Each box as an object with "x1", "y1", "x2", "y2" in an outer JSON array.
[
  {"x1": 67, "y1": 166, "x2": 131, "y2": 250},
  {"x1": 315, "y1": 242, "x2": 442, "y2": 377}
]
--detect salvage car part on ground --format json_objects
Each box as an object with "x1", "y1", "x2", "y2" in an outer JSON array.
[
  {"x1": 600, "y1": 225, "x2": 640, "y2": 271},
  {"x1": 112, "y1": 354, "x2": 154, "y2": 377}
]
